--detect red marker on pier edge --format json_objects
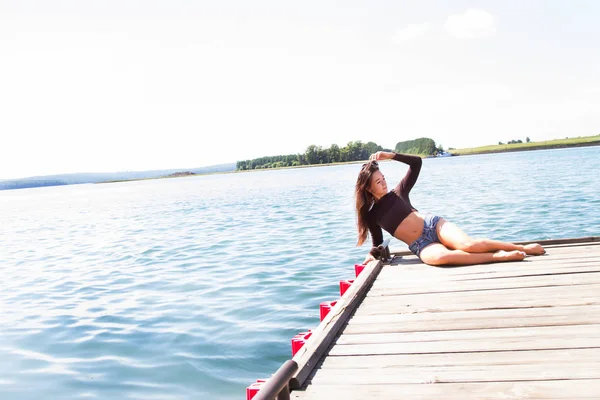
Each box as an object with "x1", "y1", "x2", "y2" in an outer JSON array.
[
  {"x1": 246, "y1": 379, "x2": 267, "y2": 400},
  {"x1": 340, "y1": 279, "x2": 354, "y2": 296},
  {"x1": 355, "y1": 263, "x2": 365, "y2": 277},
  {"x1": 291, "y1": 330, "x2": 313, "y2": 356},
  {"x1": 319, "y1": 300, "x2": 338, "y2": 321}
]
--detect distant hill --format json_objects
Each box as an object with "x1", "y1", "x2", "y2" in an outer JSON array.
[
  {"x1": 395, "y1": 137, "x2": 438, "y2": 155},
  {"x1": 0, "y1": 163, "x2": 236, "y2": 191}
]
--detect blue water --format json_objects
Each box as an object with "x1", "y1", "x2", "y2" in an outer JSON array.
[{"x1": 1, "y1": 146, "x2": 599, "y2": 399}]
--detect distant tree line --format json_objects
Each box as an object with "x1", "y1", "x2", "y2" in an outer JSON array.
[
  {"x1": 499, "y1": 137, "x2": 531, "y2": 145},
  {"x1": 236, "y1": 141, "x2": 392, "y2": 170},
  {"x1": 237, "y1": 137, "x2": 442, "y2": 170}
]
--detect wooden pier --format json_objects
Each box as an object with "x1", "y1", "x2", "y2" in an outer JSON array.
[{"x1": 274, "y1": 237, "x2": 600, "y2": 400}]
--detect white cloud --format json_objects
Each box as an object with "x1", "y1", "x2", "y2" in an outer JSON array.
[
  {"x1": 444, "y1": 9, "x2": 496, "y2": 39},
  {"x1": 393, "y1": 23, "x2": 430, "y2": 43}
]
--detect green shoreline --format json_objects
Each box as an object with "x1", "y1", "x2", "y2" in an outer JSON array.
[
  {"x1": 98, "y1": 135, "x2": 600, "y2": 184},
  {"x1": 451, "y1": 135, "x2": 600, "y2": 155}
]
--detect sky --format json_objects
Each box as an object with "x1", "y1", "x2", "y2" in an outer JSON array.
[{"x1": 1, "y1": 0, "x2": 600, "y2": 179}]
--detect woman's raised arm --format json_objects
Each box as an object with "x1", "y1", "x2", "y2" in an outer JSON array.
[{"x1": 392, "y1": 153, "x2": 422, "y2": 196}]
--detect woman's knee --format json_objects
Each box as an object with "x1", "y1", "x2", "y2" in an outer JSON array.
[
  {"x1": 455, "y1": 238, "x2": 483, "y2": 252},
  {"x1": 419, "y1": 243, "x2": 455, "y2": 266},
  {"x1": 420, "y1": 250, "x2": 452, "y2": 266}
]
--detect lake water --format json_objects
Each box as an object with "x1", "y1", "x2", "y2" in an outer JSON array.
[{"x1": 1, "y1": 146, "x2": 599, "y2": 399}]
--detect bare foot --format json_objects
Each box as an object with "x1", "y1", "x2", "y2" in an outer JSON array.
[
  {"x1": 493, "y1": 250, "x2": 526, "y2": 262},
  {"x1": 522, "y1": 243, "x2": 546, "y2": 256}
]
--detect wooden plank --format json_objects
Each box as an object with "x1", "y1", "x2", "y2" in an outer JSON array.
[
  {"x1": 319, "y1": 348, "x2": 600, "y2": 369},
  {"x1": 380, "y1": 263, "x2": 600, "y2": 283},
  {"x1": 289, "y1": 252, "x2": 386, "y2": 389},
  {"x1": 514, "y1": 236, "x2": 600, "y2": 246},
  {"x1": 448, "y1": 263, "x2": 600, "y2": 280},
  {"x1": 349, "y1": 304, "x2": 600, "y2": 329},
  {"x1": 358, "y1": 296, "x2": 599, "y2": 315},
  {"x1": 375, "y1": 266, "x2": 600, "y2": 283},
  {"x1": 498, "y1": 253, "x2": 598, "y2": 261},
  {"x1": 308, "y1": 363, "x2": 600, "y2": 384},
  {"x1": 338, "y1": 323, "x2": 600, "y2": 343},
  {"x1": 366, "y1": 284, "x2": 600, "y2": 303},
  {"x1": 382, "y1": 262, "x2": 600, "y2": 282},
  {"x1": 536, "y1": 244, "x2": 600, "y2": 254},
  {"x1": 529, "y1": 238, "x2": 600, "y2": 247},
  {"x1": 336, "y1": 324, "x2": 600, "y2": 345},
  {"x1": 368, "y1": 272, "x2": 600, "y2": 296},
  {"x1": 368, "y1": 280, "x2": 600, "y2": 298},
  {"x1": 348, "y1": 312, "x2": 600, "y2": 332},
  {"x1": 359, "y1": 287, "x2": 600, "y2": 314},
  {"x1": 370, "y1": 264, "x2": 600, "y2": 288},
  {"x1": 364, "y1": 283, "x2": 600, "y2": 304},
  {"x1": 540, "y1": 242, "x2": 600, "y2": 250},
  {"x1": 371, "y1": 273, "x2": 600, "y2": 295},
  {"x1": 485, "y1": 253, "x2": 599, "y2": 262},
  {"x1": 292, "y1": 380, "x2": 600, "y2": 400},
  {"x1": 329, "y1": 336, "x2": 600, "y2": 356},
  {"x1": 535, "y1": 242, "x2": 599, "y2": 252},
  {"x1": 366, "y1": 281, "x2": 600, "y2": 302}
]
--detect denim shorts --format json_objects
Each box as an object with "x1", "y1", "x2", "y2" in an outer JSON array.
[{"x1": 408, "y1": 214, "x2": 443, "y2": 258}]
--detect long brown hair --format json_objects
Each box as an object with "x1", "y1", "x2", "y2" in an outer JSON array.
[{"x1": 355, "y1": 161, "x2": 379, "y2": 247}]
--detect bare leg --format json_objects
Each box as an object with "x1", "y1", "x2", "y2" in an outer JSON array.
[
  {"x1": 419, "y1": 243, "x2": 526, "y2": 266},
  {"x1": 437, "y1": 220, "x2": 545, "y2": 255}
]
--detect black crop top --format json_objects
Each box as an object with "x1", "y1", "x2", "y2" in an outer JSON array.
[{"x1": 366, "y1": 153, "x2": 422, "y2": 256}]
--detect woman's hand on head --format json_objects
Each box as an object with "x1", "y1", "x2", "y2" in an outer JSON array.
[{"x1": 369, "y1": 151, "x2": 394, "y2": 161}]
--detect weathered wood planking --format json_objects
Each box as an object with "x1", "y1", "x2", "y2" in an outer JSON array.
[
  {"x1": 336, "y1": 324, "x2": 600, "y2": 345},
  {"x1": 318, "y1": 348, "x2": 600, "y2": 369},
  {"x1": 368, "y1": 272, "x2": 600, "y2": 297},
  {"x1": 292, "y1": 239, "x2": 600, "y2": 399},
  {"x1": 329, "y1": 336, "x2": 600, "y2": 356},
  {"x1": 292, "y1": 380, "x2": 600, "y2": 400},
  {"x1": 357, "y1": 288, "x2": 600, "y2": 314},
  {"x1": 347, "y1": 304, "x2": 600, "y2": 332},
  {"x1": 365, "y1": 281, "x2": 600, "y2": 303},
  {"x1": 308, "y1": 362, "x2": 600, "y2": 384}
]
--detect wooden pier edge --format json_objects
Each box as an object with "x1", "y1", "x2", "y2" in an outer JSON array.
[{"x1": 289, "y1": 256, "x2": 387, "y2": 389}]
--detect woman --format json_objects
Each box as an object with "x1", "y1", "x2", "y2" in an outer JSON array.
[{"x1": 356, "y1": 151, "x2": 545, "y2": 266}]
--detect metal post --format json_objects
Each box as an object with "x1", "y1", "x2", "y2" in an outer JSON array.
[
  {"x1": 254, "y1": 360, "x2": 298, "y2": 400},
  {"x1": 276, "y1": 384, "x2": 291, "y2": 400}
]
